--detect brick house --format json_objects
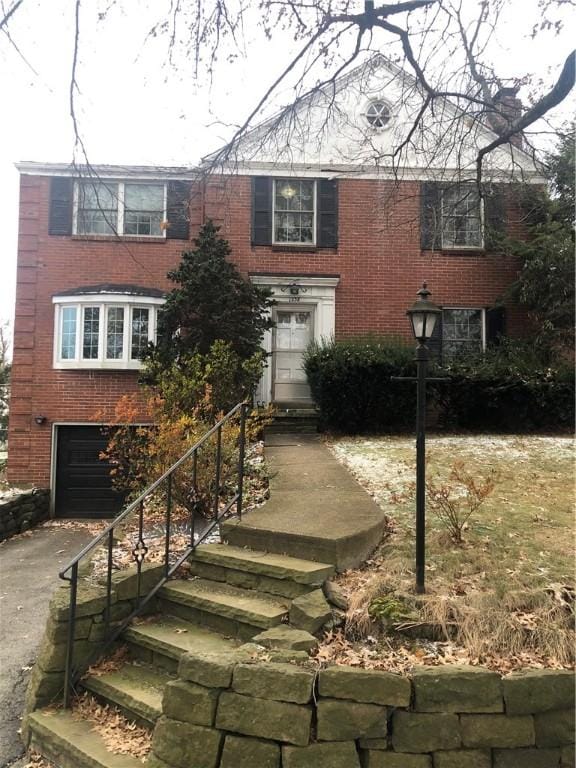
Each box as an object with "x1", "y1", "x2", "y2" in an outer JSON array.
[{"x1": 7, "y1": 58, "x2": 541, "y2": 517}]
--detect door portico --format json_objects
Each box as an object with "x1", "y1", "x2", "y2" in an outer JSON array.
[{"x1": 250, "y1": 274, "x2": 340, "y2": 406}]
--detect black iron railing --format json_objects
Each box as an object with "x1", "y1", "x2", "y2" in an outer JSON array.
[{"x1": 58, "y1": 401, "x2": 249, "y2": 707}]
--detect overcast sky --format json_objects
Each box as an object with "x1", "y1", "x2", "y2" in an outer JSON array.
[{"x1": 0, "y1": 0, "x2": 573, "y2": 349}]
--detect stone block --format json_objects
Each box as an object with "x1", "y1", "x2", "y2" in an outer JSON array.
[
  {"x1": 323, "y1": 580, "x2": 349, "y2": 610},
  {"x1": 358, "y1": 738, "x2": 388, "y2": 750},
  {"x1": 391, "y1": 712, "x2": 461, "y2": 753},
  {"x1": 152, "y1": 716, "x2": 223, "y2": 768},
  {"x1": 283, "y1": 741, "x2": 360, "y2": 768},
  {"x1": 267, "y1": 649, "x2": 311, "y2": 664},
  {"x1": 252, "y1": 626, "x2": 318, "y2": 652},
  {"x1": 188, "y1": 560, "x2": 228, "y2": 582},
  {"x1": 226, "y1": 569, "x2": 261, "y2": 590},
  {"x1": 162, "y1": 679, "x2": 221, "y2": 726},
  {"x1": 36, "y1": 638, "x2": 94, "y2": 673},
  {"x1": 45, "y1": 616, "x2": 93, "y2": 644},
  {"x1": 504, "y1": 670, "x2": 575, "y2": 714},
  {"x1": 220, "y1": 734, "x2": 280, "y2": 768},
  {"x1": 49, "y1": 582, "x2": 117, "y2": 621},
  {"x1": 215, "y1": 691, "x2": 311, "y2": 746},
  {"x1": 561, "y1": 746, "x2": 575, "y2": 767},
  {"x1": 362, "y1": 753, "x2": 432, "y2": 768},
  {"x1": 178, "y1": 650, "x2": 236, "y2": 688},
  {"x1": 433, "y1": 749, "x2": 491, "y2": 768},
  {"x1": 257, "y1": 574, "x2": 312, "y2": 599},
  {"x1": 535, "y1": 709, "x2": 575, "y2": 747},
  {"x1": 232, "y1": 662, "x2": 315, "y2": 704},
  {"x1": 320, "y1": 665, "x2": 411, "y2": 707},
  {"x1": 110, "y1": 563, "x2": 165, "y2": 601},
  {"x1": 289, "y1": 589, "x2": 332, "y2": 633},
  {"x1": 317, "y1": 699, "x2": 387, "y2": 741},
  {"x1": 461, "y1": 714, "x2": 535, "y2": 748},
  {"x1": 493, "y1": 748, "x2": 562, "y2": 767},
  {"x1": 412, "y1": 666, "x2": 503, "y2": 713}
]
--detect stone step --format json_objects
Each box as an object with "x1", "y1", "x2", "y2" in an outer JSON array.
[
  {"x1": 124, "y1": 615, "x2": 239, "y2": 673},
  {"x1": 82, "y1": 662, "x2": 170, "y2": 727},
  {"x1": 189, "y1": 543, "x2": 335, "y2": 594},
  {"x1": 159, "y1": 578, "x2": 290, "y2": 637},
  {"x1": 27, "y1": 709, "x2": 144, "y2": 768}
]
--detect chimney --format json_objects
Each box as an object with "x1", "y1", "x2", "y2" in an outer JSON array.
[{"x1": 490, "y1": 87, "x2": 523, "y2": 149}]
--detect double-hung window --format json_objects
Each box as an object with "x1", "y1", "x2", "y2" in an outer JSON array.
[
  {"x1": 53, "y1": 294, "x2": 164, "y2": 369},
  {"x1": 441, "y1": 186, "x2": 484, "y2": 249},
  {"x1": 273, "y1": 180, "x2": 316, "y2": 245},
  {"x1": 75, "y1": 181, "x2": 166, "y2": 237},
  {"x1": 442, "y1": 308, "x2": 485, "y2": 360}
]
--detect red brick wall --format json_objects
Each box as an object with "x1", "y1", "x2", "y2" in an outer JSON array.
[{"x1": 7, "y1": 173, "x2": 525, "y2": 488}]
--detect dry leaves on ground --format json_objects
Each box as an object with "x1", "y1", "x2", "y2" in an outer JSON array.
[
  {"x1": 22, "y1": 752, "x2": 54, "y2": 768},
  {"x1": 73, "y1": 693, "x2": 151, "y2": 761},
  {"x1": 85, "y1": 646, "x2": 129, "y2": 678}
]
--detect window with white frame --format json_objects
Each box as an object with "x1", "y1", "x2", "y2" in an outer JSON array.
[
  {"x1": 75, "y1": 181, "x2": 166, "y2": 237},
  {"x1": 53, "y1": 295, "x2": 164, "y2": 369},
  {"x1": 441, "y1": 186, "x2": 483, "y2": 249},
  {"x1": 273, "y1": 179, "x2": 316, "y2": 245},
  {"x1": 442, "y1": 308, "x2": 485, "y2": 359}
]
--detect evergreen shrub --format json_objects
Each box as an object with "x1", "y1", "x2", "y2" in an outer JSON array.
[{"x1": 303, "y1": 336, "x2": 417, "y2": 432}]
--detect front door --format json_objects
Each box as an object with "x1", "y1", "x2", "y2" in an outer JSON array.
[{"x1": 272, "y1": 307, "x2": 314, "y2": 405}]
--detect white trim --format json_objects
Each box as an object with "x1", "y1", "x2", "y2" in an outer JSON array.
[
  {"x1": 440, "y1": 186, "x2": 485, "y2": 250},
  {"x1": 16, "y1": 161, "x2": 197, "y2": 180},
  {"x1": 52, "y1": 295, "x2": 163, "y2": 370},
  {"x1": 272, "y1": 179, "x2": 317, "y2": 246},
  {"x1": 250, "y1": 274, "x2": 339, "y2": 405},
  {"x1": 73, "y1": 180, "x2": 167, "y2": 239}
]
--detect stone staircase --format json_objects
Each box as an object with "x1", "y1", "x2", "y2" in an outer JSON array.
[
  {"x1": 26, "y1": 543, "x2": 336, "y2": 768},
  {"x1": 266, "y1": 407, "x2": 319, "y2": 434}
]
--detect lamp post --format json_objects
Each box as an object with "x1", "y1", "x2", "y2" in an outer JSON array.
[{"x1": 406, "y1": 283, "x2": 441, "y2": 594}]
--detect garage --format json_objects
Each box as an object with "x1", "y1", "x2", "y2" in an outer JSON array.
[{"x1": 55, "y1": 425, "x2": 126, "y2": 518}]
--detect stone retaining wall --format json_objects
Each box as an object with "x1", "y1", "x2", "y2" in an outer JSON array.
[
  {"x1": 0, "y1": 488, "x2": 50, "y2": 541},
  {"x1": 148, "y1": 652, "x2": 575, "y2": 768}
]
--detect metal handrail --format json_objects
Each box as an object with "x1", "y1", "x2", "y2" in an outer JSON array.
[{"x1": 58, "y1": 401, "x2": 249, "y2": 707}]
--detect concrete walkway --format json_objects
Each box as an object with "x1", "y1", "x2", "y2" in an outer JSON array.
[
  {"x1": 0, "y1": 524, "x2": 94, "y2": 767},
  {"x1": 223, "y1": 433, "x2": 386, "y2": 571}
]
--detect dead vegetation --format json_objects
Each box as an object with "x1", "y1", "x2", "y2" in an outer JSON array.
[
  {"x1": 73, "y1": 692, "x2": 151, "y2": 761},
  {"x1": 324, "y1": 435, "x2": 575, "y2": 672}
]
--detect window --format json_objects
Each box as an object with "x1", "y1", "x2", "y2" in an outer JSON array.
[
  {"x1": 441, "y1": 186, "x2": 483, "y2": 249},
  {"x1": 273, "y1": 180, "x2": 316, "y2": 245},
  {"x1": 53, "y1": 295, "x2": 163, "y2": 369},
  {"x1": 75, "y1": 181, "x2": 166, "y2": 237},
  {"x1": 365, "y1": 100, "x2": 391, "y2": 128},
  {"x1": 442, "y1": 308, "x2": 485, "y2": 360}
]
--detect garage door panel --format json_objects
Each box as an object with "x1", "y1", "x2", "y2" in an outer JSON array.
[{"x1": 55, "y1": 426, "x2": 126, "y2": 518}]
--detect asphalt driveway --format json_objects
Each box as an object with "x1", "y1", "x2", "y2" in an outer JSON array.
[{"x1": 0, "y1": 523, "x2": 94, "y2": 767}]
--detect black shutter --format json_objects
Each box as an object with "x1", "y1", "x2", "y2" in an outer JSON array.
[
  {"x1": 427, "y1": 310, "x2": 443, "y2": 362},
  {"x1": 166, "y1": 181, "x2": 191, "y2": 240},
  {"x1": 49, "y1": 177, "x2": 73, "y2": 235},
  {"x1": 486, "y1": 306, "x2": 506, "y2": 346},
  {"x1": 483, "y1": 184, "x2": 506, "y2": 250},
  {"x1": 317, "y1": 179, "x2": 338, "y2": 248},
  {"x1": 252, "y1": 177, "x2": 272, "y2": 246},
  {"x1": 420, "y1": 182, "x2": 442, "y2": 250}
]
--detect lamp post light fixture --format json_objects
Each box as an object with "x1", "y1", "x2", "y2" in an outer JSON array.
[{"x1": 406, "y1": 283, "x2": 442, "y2": 594}]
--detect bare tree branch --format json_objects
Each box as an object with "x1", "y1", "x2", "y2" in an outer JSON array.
[{"x1": 0, "y1": 0, "x2": 24, "y2": 32}]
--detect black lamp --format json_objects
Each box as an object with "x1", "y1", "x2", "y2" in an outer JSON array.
[{"x1": 406, "y1": 283, "x2": 441, "y2": 344}]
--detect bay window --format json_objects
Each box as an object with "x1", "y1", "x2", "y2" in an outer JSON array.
[{"x1": 53, "y1": 294, "x2": 164, "y2": 369}]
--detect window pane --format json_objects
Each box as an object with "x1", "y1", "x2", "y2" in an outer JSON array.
[
  {"x1": 441, "y1": 186, "x2": 482, "y2": 248},
  {"x1": 77, "y1": 182, "x2": 118, "y2": 235},
  {"x1": 274, "y1": 180, "x2": 315, "y2": 243},
  {"x1": 82, "y1": 306, "x2": 100, "y2": 359},
  {"x1": 60, "y1": 306, "x2": 77, "y2": 360},
  {"x1": 442, "y1": 309, "x2": 483, "y2": 360},
  {"x1": 124, "y1": 184, "x2": 164, "y2": 236},
  {"x1": 106, "y1": 307, "x2": 124, "y2": 359},
  {"x1": 131, "y1": 308, "x2": 150, "y2": 360}
]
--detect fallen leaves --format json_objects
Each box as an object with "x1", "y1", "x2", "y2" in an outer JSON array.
[{"x1": 73, "y1": 693, "x2": 151, "y2": 760}]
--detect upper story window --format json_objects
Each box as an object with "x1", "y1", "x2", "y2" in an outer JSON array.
[
  {"x1": 441, "y1": 186, "x2": 484, "y2": 249},
  {"x1": 75, "y1": 181, "x2": 166, "y2": 238},
  {"x1": 273, "y1": 180, "x2": 316, "y2": 245},
  {"x1": 252, "y1": 176, "x2": 338, "y2": 249},
  {"x1": 53, "y1": 289, "x2": 164, "y2": 370}
]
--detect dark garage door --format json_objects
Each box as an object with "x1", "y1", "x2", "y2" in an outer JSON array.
[{"x1": 55, "y1": 425, "x2": 126, "y2": 518}]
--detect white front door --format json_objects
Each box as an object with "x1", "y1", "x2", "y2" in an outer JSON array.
[{"x1": 272, "y1": 307, "x2": 314, "y2": 405}]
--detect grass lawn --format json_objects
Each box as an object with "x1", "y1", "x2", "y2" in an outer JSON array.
[{"x1": 325, "y1": 435, "x2": 574, "y2": 672}]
